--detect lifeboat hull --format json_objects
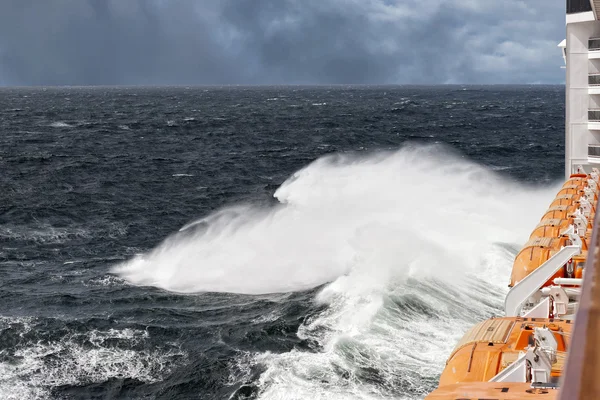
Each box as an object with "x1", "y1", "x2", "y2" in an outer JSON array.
[{"x1": 426, "y1": 382, "x2": 558, "y2": 399}]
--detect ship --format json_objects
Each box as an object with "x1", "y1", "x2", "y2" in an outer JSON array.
[{"x1": 425, "y1": 1, "x2": 600, "y2": 399}]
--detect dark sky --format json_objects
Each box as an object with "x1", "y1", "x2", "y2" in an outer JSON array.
[{"x1": 0, "y1": 0, "x2": 566, "y2": 86}]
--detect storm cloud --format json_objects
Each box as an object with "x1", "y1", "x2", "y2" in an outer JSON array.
[{"x1": 0, "y1": 0, "x2": 565, "y2": 86}]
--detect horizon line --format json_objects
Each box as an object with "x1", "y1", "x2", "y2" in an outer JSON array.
[{"x1": 0, "y1": 82, "x2": 567, "y2": 89}]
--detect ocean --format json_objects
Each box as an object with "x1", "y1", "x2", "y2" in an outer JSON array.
[{"x1": 0, "y1": 85, "x2": 564, "y2": 399}]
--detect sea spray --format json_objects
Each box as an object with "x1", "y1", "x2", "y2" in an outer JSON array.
[
  {"x1": 113, "y1": 144, "x2": 561, "y2": 398},
  {"x1": 1, "y1": 86, "x2": 566, "y2": 400},
  {"x1": 113, "y1": 144, "x2": 558, "y2": 295}
]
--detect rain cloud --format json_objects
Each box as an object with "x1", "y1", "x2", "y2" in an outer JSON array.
[{"x1": 0, "y1": 0, "x2": 566, "y2": 86}]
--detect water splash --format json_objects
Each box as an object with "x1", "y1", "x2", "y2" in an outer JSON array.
[
  {"x1": 252, "y1": 244, "x2": 520, "y2": 399},
  {"x1": 114, "y1": 145, "x2": 557, "y2": 295},
  {"x1": 114, "y1": 144, "x2": 560, "y2": 398}
]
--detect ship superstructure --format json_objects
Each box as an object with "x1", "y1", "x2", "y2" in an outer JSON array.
[
  {"x1": 425, "y1": 2, "x2": 600, "y2": 399},
  {"x1": 566, "y1": 0, "x2": 600, "y2": 176}
]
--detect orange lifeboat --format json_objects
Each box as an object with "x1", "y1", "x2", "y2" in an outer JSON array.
[
  {"x1": 510, "y1": 235, "x2": 585, "y2": 287},
  {"x1": 513, "y1": 176, "x2": 597, "y2": 287},
  {"x1": 563, "y1": 178, "x2": 586, "y2": 188},
  {"x1": 427, "y1": 317, "x2": 571, "y2": 399},
  {"x1": 540, "y1": 205, "x2": 578, "y2": 221},
  {"x1": 556, "y1": 185, "x2": 584, "y2": 196},
  {"x1": 425, "y1": 171, "x2": 599, "y2": 400},
  {"x1": 549, "y1": 194, "x2": 578, "y2": 208},
  {"x1": 562, "y1": 176, "x2": 598, "y2": 194},
  {"x1": 426, "y1": 383, "x2": 557, "y2": 399},
  {"x1": 554, "y1": 185, "x2": 598, "y2": 202},
  {"x1": 529, "y1": 218, "x2": 573, "y2": 239},
  {"x1": 561, "y1": 178, "x2": 596, "y2": 194},
  {"x1": 530, "y1": 214, "x2": 593, "y2": 239}
]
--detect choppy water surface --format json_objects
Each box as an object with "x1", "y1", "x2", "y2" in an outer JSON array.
[{"x1": 0, "y1": 85, "x2": 564, "y2": 399}]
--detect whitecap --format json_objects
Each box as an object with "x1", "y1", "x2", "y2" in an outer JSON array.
[
  {"x1": 114, "y1": 144, "x2": 556, "y2": 296},
  {"x1": 0, "y1": 324, "x2": 185, "y2": 400},
  {"x1": 112, "y1": 144, "x2": 560, "y2": 399},
  {"x1": 49, "y1": 121, "x2": 72, "y2": 128}
]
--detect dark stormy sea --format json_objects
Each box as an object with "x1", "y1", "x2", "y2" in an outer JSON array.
[{"x1": 0, "y1": 85, "x2": 565, "y2": 400}]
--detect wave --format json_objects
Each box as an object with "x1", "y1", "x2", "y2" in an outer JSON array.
[
  {"x1": 113, "y1": 144, "x2": 559, "y2": 398},
  {"x1": 113, "y1": 144, "x2": 557, "y2": 295},
  {"x1": 49, "y1": 121, "x2": 72, "y2": 128},
  {"x1": 0, "y1": 317, "x2": 185, "y2": 400}
]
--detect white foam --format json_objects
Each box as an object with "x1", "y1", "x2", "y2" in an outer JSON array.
[
  {"x1": 84, "y1": 274, "x2": 126, "y2": 287},
  {"x1": 0, "y1": 224, "x2": 91, "y2": 244},
  {"x1": 246, "y1": 148, "x2": 559, "y2": 399},
  {"x1": 252, "y1": 244, "x2": 517, "y2": 399},
  {"x1": 114, "y1": 145, "x2": 557, "y2": 296},
  {"x1": 251, "y1": 310, "x2": 283, "y2": 324},
  {"x1": 49, "y1": 121, "x2": 72, "y2": 128},
  {"x1": 114, "y1": 144, "x2": 560, "y2": 398},
  {"x1": 0, "y1": 324, "x2": 185, "y2": 400}
]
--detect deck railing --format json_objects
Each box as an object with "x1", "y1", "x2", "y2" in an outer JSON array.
[
  {"x1": 590, "y1": 145, "x2": 600, "y2": 158},
  {"x1": 589, "y1": 74, "x2": 600, "y2": 85},
  {"x1": 569, "y1": 0, "x2": 594, "y2": 14},
  {"x1": 589, "y1": 109, "x2": 600, "y2": 121},
  {"x1": 590, "y1": 38, "x2": 600, "y2": 51}
]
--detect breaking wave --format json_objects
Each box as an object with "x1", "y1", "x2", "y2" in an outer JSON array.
[
  {"x1": 114, "y1": 145, "x2": 557, "y2": 295},
  {"x1": 251, "y1": 241, "x2": 523, "y2": 399},
  {"x1": 113, "y1": 144, "x2": 560, "y2": 398}
]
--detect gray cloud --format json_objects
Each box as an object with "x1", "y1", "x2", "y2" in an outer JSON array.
[{"x1": 0, "y1": 0, "x2": 566, "y2": 86}]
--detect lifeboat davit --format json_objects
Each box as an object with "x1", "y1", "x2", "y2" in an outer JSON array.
[
  {"x1": 555, "y1": 186, "x2": 598, "y2": 202},
  {"x1": 509, "y1": 235, "x2": 583, "y2": 287},
  {"x1": 529, "y1": 218, "x2": 574, "y2": 239},
  {"x1": 509, "y1": 174, "x2": 598, "y2": 287},
  {"x1": 540, "y1": 205, "x2": 578, "y2": 221},
  {"x1": 425, "y1": 171, "x2": 600, "y2": 400},
  {"x1": 427, "y1": 317, "x2": 572, "y2": 399}
]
